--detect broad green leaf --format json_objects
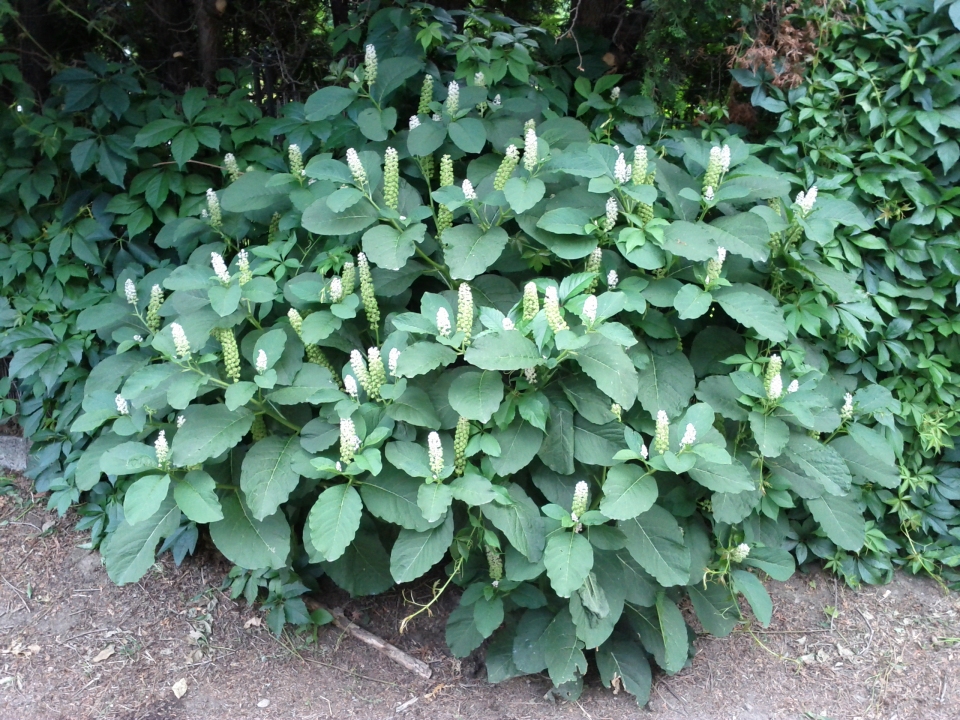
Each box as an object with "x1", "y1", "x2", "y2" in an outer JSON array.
[
  {"x1": 77, "y1": 432, "x2": 127, "y2": 490},
  {"x1": 688, "y1": 580, "x2": 739, "y2": 636},
  {"x1": 572, "y1": 417, "x2": 624, "y2": 467},
  {"x1": 448, "y1": 370, "x2": 504, "y2": 423},
  {"x1": 742, "y1": 546, "x2": 795, "y2": 581},
  {"x1": 321, "y1": 516, "x2": 394, "y2": 596},
  {"x1": 688, "y1": 459, "x2": 756, "y2": 493},
  {"x1": 473, "y1": 595, "x2": 504, "y2": 638},
  {"x1": 489, "y1": 419, "x2": 543, "y2": 476},
  {"x1": 209, "y1": 493, "x2": 291, "y2": 570},
  {"x1": 172, "y1": 405, "x2": 254, "y2": 466},
  {"x1": 101, "y1": 442, "x2": 158, "y2": 475},
  {"x1": 362, "y1": 223, "x2": 424, "y2": 271},
  {"x1": 537, "y1": 207, "x2": 591, "y2": 235},
  {"x1": 308, "y1": 484, "x2": 363, "y2": 562},
  {"x1": 360, "y1": 468, "x2": 442, "y2": 531},
  {"x1": 220, "y1": 171, "x2": 290, "y2": 212},
  {"x1": 544, "y1": 531, "x2": 594, "y2": 597},
  {"x1": 485, "y1": 625, "x2": 524, "y2": 683},
  {"x1": 394, "y1": 341, "x2": 456, "y2": 378},
  {"x1": 673, "y1": 284, "x2": 712, "y2": 319},
  {"x1": 596, "y1": 634, "x2": 652, "y2": 706},
  {"x1": 806, "y1": 493, "x2": 865, "y2": 551},
  {"x1": 450, "y1": 473, "x2": 498, "y2": 506},
  {"x1": 656, "y1": 593, "x2": 689, "y2": 673},
  {"x1": 636, "y1": 348, "x2": 695, "y2": 420},
  {"x1": 241, "y1": 435, "x2": 306, "y2": 520},
  {"x1": 481, "y1": 483, "x2": 546, "y2": 562},
  {"x1": 504, "y1": 177, "x2": 546, "y2": 214},
  {"x1": 512, "y1": 607, "x2": 553, "y2": 672},
  {"x1": 464, "y1": 331, "x2": 540, "y2": 371},
  {"x1": 408, "y1": 119, "x2": 447, "y2": 156},
  {"x1": 830, "y1": 424, "x2": 899, "y2": 488},
  {"x1": 444, "y1": 225, "x2": 508, "y2": 280},
  {"x1": 619, "y1": 504, "x2": 690, "y2": 587},
  {"x1": 174, "y1": 470, "x2": 224, "y2": 523},
  {"x1": 750, "y1": 411, "x2": 789, "y2": 458},
  {"x1": 446, "y1": 602, "x2": 485, "y2": 658},
  {"x1": 301, "y1": 198, "x2": 379, "y2": 235},
  {"x1": 599, "y1": 465, "x2": 657, "y2": 520},
  {"x1": 417, "y1": 481, "x2": 453, "y2": 523},
  {"x1": 542, "y1": 608, "x2": 587, "y2": 685},
  {"x1": 304, "y1": 86, "x2": 357, "y2": 120},
  {"x1": 390, "y1": 512, "x2": 454, "y2": 583},
  {"x1": 732, "y1": 570, "x2": 772, "y2": 627},
  {"x1": 103, "y1": 495, "x2": 180, "y2": 585},
  {"x1": 448, "y1": 118, "x2": 486, "y2": 153},
  {"x1": 385, "y1": 386, "x2": 441, "y2": 428},
  {"x1": 574, "y1": 336, "x2": 638, "y2": 410},
  {"x1": 123, "y1": 474, "x2": 171, "y2": 525},
  {"x1": 713, "y1": 284, "x2": 788, "y2": 343},
  {"x1": 538, "y1": 397, "x2": 576, "y2": 475}
]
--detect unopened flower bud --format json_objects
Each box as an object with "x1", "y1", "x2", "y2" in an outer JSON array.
[
  {"x1": 288, "y1": 143, "x2": 304, "y2": 177},
  {"x1": 384, "y1": 147, "x2": 399, "y2": 210},
  {"x1": 544, "y1": 286, "x2": 568, "y2": 332},
  {"x1": 454, "y1": 417, "x2": 469, "y2": 476},
  {"x1": 364, "y1": 44, "x2": 378, "y2": 86},
  {"x1": 522, "y1": 281, "x2": 539, "y2": 320},
  {"x1": 445, "y1": 81, "x2": 460, "y2": 116},
  {"x1": 146, "y1": 284, "x2": 164, "y2": 332}
]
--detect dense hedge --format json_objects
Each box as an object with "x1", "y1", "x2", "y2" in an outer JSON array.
[{"x1": 0, "y1": 0, "x2": 958, "y2": 705}]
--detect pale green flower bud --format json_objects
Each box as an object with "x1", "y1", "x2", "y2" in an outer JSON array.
[
  {"x1": 454, "y1": 416, "x2": 469, "y2": 476},
  {"x1": 428, "y1": 431, "x2": 444, "y2": 480},
  {"x1": 358, "y1": 252, "x2": 380, "y2": 330},
  {"x1": 493, "y1": 145, "x2": 519, "y2": 191},
  {"x1": 340, "y1": 418, "x2": 360, "y2": 464},
  {"x1": 522, "y1": 281, "x2": 539, "y2": 320},
  {"x1": 384, "y1": 147, "x2": 399, "y2": 210},
  {"x1": 418, "y1": 75, "x2": 434, "y2": 115},
  {"x1": 146, "y1": 285, "x2": 164, "y2": 333},
  {"x1": 654, "y1": 410, "x2": 670, "y2": 455},
  {"x1": 544, "y1": 286, "x2": 568, "y2": 333},
  {"x1": 456, "y1": 283, "x2": 473, "y2": 344}
]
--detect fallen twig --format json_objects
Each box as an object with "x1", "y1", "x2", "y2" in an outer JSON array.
[{"x1": 305, "y1": 598, "x2": 432, "y2": 679}]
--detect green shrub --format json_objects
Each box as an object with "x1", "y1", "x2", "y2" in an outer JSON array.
[{"x1": 0, "y1": 1, "x2": 920, "y2": 705}]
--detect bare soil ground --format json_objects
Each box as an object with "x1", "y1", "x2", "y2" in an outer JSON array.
[{"x1": 1, "y1": 472, "x2": 959, "y2": 720}]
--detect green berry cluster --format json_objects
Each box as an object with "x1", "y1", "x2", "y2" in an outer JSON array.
[
  {"x1": 250, "y1": 415, "x2": 267, "y2": 442},
  {"x1": 146, "y1": 284, "x2": 164, "y2": 333},
  {"x1": 485, "y1": 546, "x2": 503, "y2": 582},
  {"x1": 522, "y1": 282, "x2": 539, "y2": 321},
  {"x1": 417, "y1": 75, "x2": 433, "y2": 115},
  {"x1": 493, "y1": 145, "x2": 519, "y2": 191},
  {"x1": 341, "y1": 261, "x2": 356, "y2": 295},
  {"x1": 358, "y1": 253, "x2": 380, "y2": 331},
  {"x1": 456, "y1": 283, "x2": 473, "y2": 345},
  {"x1": 215, "y1": 328, "x2": 241, "y2": 382},
  {"x1": 437, "y1": 154, "x2": 454, "y2": 237},
  {"x1": 384, "y1": 147, "x2": 399, "y2": 210},
  {"x1": 454, "y1": 416, "x2": 469, "y2": 476},
  {"x1": 584, "y1": 247, "x2": 602, "y2": 294}
]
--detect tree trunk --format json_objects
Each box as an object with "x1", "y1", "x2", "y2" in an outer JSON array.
[
  {"x1": 330, "y1": 0, "x2": 349, "y2": 27},
  {"x1": 572, "y1": 0, "x2": 623, "y2": 35},
  {"x1": 195, "y1": 0, "x2": 222, "y2": 88},
  {"x1": 17, "y1": 0, "x2": 55, "y2": 101}
]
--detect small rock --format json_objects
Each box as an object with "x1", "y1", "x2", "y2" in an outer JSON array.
[
  {"x1": 257, "y1": 699, "x2": 270, "y2": 708},
  {"x1": 172, "y1": 679, "x2": 188, "y2": 699}
]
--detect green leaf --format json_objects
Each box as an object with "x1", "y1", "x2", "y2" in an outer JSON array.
[
  {"x1": 321, "y1": 516, "x2": 394, "y2": 596},
  {"x1": 673, "y1": 284, "x2": 712, "y2": 319},
  {"x1": 749, "y1": 412, "x2": 790, "y2": 458},
  {"x1": 732, "y1": 570, "x2": 772, "y2": 627},
  {"x1": 450, "y1": 473, "x2": 498, "y2": 506},
  {"x1": 171, "y1": 128, "x2": 199, "y2": 166},
  {"x1": 134, "y1": 118, "x2": 185, "y2": 147},
  {"x1": 464, "y1": 331, "x2": 540, "y2": 371},
  {"x1": 174, "y1": 470, "x2": 224, "y2": 523},
  {"x1": 385, "y1": 386, "x2": 441, "y2": 428},
  {"x1": 777, "y1": 434, "x2": 853, "y2": 497},
  {"x1": 172, "y1": 405, "x2": 254, "y2": 466},
  {"x1": 655, "y1": 593, "x2": 689, "y2": 673},
  {"x1": 100, "y1": 442, "x2": 158, "y2": 475},
  {"x1": 446, "y1": 602, "x2": 485, "y2": 658},
  {"x1": 473, "y1": 595, "x2": 504, "y2": 638},
  {"x1": 360, "y1": 468, "x2": 441, "y2": 531},
  {"x1": 304, "y1": 86, "x2": 357, "y2": 120},
  {"x1": 596, "y1": 634, "x2": 652, "y2": 706},
  {"x1": 574, "y1": 337, "x2": 638, "y2": 410},
  {"x1": 688, "y1": 580, "x2": 739, "y2": 636},
  {"x1": 209, "y1": 283, "x2": 241, "y2": 317},
  {"x1": 417, "y1": 481, "x2": 453, "y2": 523},
  {"x1": 408, "y1": 120, "x2": 447, "y2": 156},
  {"x1": 538, "y1": 397, "x2": 576, "y2": 475},
  {"x1": 362, "y1": 223, "x2": 424, "y2": 271},
  {"x1": 123, "y1": 474, "x2": 171, "y2": 525},
  {"x1": 448, "y1": 118, "x2": 486, "y2": 153},
  {"x1": 266, "y1": 364, "x2": 341, "y2": 405},
  {"x1": 308, "y1": 484, "x2": 363, "y2": 562},
  {"x1": 537, "y1": 207, "x2": 591, "y2": 235},
  {"x1": 209, "y1": 493, "x2": 291, "y2": 570},
  {"x1": 77, "y1": 433, "x2": 127, "y2": 490},
  {"x1": 544, "y1": 531, "x2": 594, "y2": 597},
  {"x1": 688, "y1": 459, "x2": 756, "y2": 493},
  {"x1": 221, "y1": 171, "x2": 292, "y2": 212},
  {"x1": 103, "y1": 495, "x2": 180, "y2": 585},
  {"x1": 600, "y1": 465, "x2": 657, "y2": 520},
  {"x1": 444, "y1": 225, "x2": 509, "y2": 280},
  {"x1": 301, "y1": 198, "x2": 379, "y2": 235},
  {"x1": 504, "y1": 177, "x2": 546, "y2": 214},
  {"x1": 486, "y1": 625, "x2": 524, "y2": 683},
  {"x1": 742, "y1": 546, "x2": 795, "y2": 581},
  {"x1": 448, "y1": 370, "x2": 504, "y2": 423},
  {"x1": 573, "y1": 417, "x2": 625, "y2": 467},
  {"x1": 619, "y1": 504, "x2": 690, "y2": 587},
  {"x1": 830, "y1": 424, "x2": 899, "y2": 489},
  {"x1": 713, "y1": 285, "x2": 788, "y2": 343},
  {"x1": 356, "y1": 106, "x2": 391, "y2": 141},
  {"x1": 240, "y1": 435, "x2": 305, "y2": 520},
  {"x1": 481, "y1": 483, "x2": 546, "y2": 562},
  {"x1": 489, "y1": 420, "x2": 543, "y2": 476},
  {"x1": 390, "y1": 512, "x2": 454, "y2": 583},
  {"x1": 806, "y1": 493, "x2": 865, "y2": 551},
  {"x1": 542, "y1": 607, "x2": 587, "y2": 685},
  {"x1": 394, "y1": 341, "x2": 457, "y2": 378},
  {"x1": 225, "y1": 381, "x2": 257, "y2": 411},
  {"x1": 512, "y1": 607, "x2": 553, "y2": 672},
  {"x1": 636, "y1": 349, "x2": 695, "y2": 420}
]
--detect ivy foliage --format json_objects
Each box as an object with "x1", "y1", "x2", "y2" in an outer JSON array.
[
  {"x1": 735, "y1": 0, "x2": 960, "y2": 586},
  {"x1": 0, "y1": 0, "x2": 943, "y2": 705}
]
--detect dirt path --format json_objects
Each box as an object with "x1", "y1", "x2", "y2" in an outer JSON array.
[{"x1": 1, "y1": 474, "x2": 958, "y2": 720}]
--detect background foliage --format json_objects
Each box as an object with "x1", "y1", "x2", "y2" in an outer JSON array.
[{"x1": 0, "y1": 0, "x2": 959, "y2": 706}]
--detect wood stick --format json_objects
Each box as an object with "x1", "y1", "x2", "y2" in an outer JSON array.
[{"x1": 305, "y1": 599, "x2": 432, "y2": 680}]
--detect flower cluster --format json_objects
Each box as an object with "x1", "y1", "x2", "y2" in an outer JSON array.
[
  {"x1": 502, "y1": 317, "x2": 515, "y2": 331},
  {"x1": 115, "y1": 394, "x2": 129, "y2": 416},
  {"x1": 367, "y1": 347, "x2": 386, "y2": 396},
  {"x1": 522, "y1": 281, "x2": 539, "y2": 320},
  {"x1": 215, "y1": 328, "x2": 241, "y2": 382},
  {"x1": 358, "y1": 253, "x2": 379, "y2": 330},
  {"x1": 155, "y1": 430, "x2": 169, "y2": 467},
  {"x1": 388, "y1": 347, "x2": 400, "y2": 377},
  {"x1": 344, "y1": 375, "x2": 359, "y2": 399},
  {"x1": 211, "y1": 252, "x2": 231, "y2": 284},
  {"x1": 486, "y1": 546, "x2": 503, "y2": 585},
  {"x1": 585, "y1": 247, "x2": 602, "y2": 293},
  {"x1": 795, "y1": 185, "x2": 818, "y2": 216},
  {"x1": 544, "y1": 286, "x2": 568, "y2": 332},
  {"x1": 454, "y1": 417, "x2": 469, "y2": 476},
  {"x1": 255, "y1": 349, "x2": 268, "y2": 375},
  {"x1": 171, "y1": 323, "x2": 190, "y2": 358},
  {"x1": 436, "y1": 307, "x2": 452, "y2": 337},
  {"x1": 364, "y1": 44, "x2": 377, "y2": 86},
  {"x1": 524, "y1": 367, "x2": 537, "y2": 385},
  {"x1": 206, "y1": 189, "x2": 221, "y2": 229},
  {"x1": 571, "y1": 481, "x2": 589, "y2": 532},
  {"x1": 705, "y1": 247, "x2": 726, "y2": 285},
  {"x1": 654, "y1": 410, "x2": 670, "y2": 455},
  {"x1": 607, "y1": 269, "x2": 619, "y2": 289},
  {"x1": 445, "y1": 81, "x2": 460, "y2": 116},
  {"x1": 288, "y1": 143, "x2": 304, "y2": 177},
  {"x1": 124, "y1": 278, "x2": 138, "y2": 305},
  {"x1": 346, "y1": 148, "x2": 367, "y2": 187},
  {"x1": 680, "y1": 423, "x2": 697, "y2": 449},
  {"x1": 841, "y1": 392, "x2": 854, "y2": 421},
  {"x1": 603, "y1": 197, "x2": 619, "y2": 231},
  {"x1": 456, "y1": 283, "x2": 473, "y2": 344},
  {"x1": 417, "y1": 75, "x2": 433, "y2": 115},
  {"x1": 409, "y1": 115, "x2": 421, "y2": 130},
  {"x1": 146, "y1": 284, "x2": 163, "y2": 332},
  {"x1": 341, "y1": 261, "x2": 356, "y2": 295},
  {"x1": 582, "y1": 294, "x2": 598, "y2": 325},
  {"x1": 237, "y1": 250, "x2": 252, "y2": 285},
  {"x1": 522, "y1": 123, "x2": 538, "y2": 172},
  {"x1": 436, "y1": 154, "x2": 454, "y2": 236},
  {"x1": 614, "y1": 152, "x2": 632, "y2": 184},
  {"x1": 729, "y1": 543, "x2": 750, "y2": 563},
  {"x1": 765, "y1": 354, "x2": 783, "y2": 401},
  {"x1": 340, "y1": 418, "x2": 361, "y2": 463},
  {"x1": 462, "y1": 179, "x2": 476, "y2": 200},
  {"x1": 350, "y1": 349, "x2": 374, "y2": 397},
  {"x1": 224, "y1": 152, "x2": 241, "y2": 182},
  {"x1": 428, "y1": 431, "x2": 444, "y2": 479},
  {"x1": 329, "y1": 276, "x2": 344, "y2": 303}
]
